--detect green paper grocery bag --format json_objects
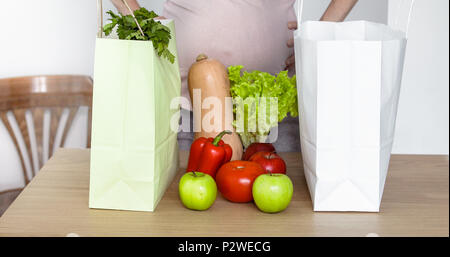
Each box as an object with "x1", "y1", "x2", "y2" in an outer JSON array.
[{"x1": 89, "y1": 3, "x2": 181, "y2": 212}]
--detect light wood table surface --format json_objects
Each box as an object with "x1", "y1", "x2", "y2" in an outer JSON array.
[{"x1": 0, "y1": 149, "x2": 448, "y2": 237}]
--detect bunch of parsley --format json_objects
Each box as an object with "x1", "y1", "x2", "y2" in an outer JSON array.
[
  {"x1": 228, "y1": 66, "x2": 298, "y2": 147},
  {"x1": 103, "y1": 8, "x2": 175, "y2": 63}
]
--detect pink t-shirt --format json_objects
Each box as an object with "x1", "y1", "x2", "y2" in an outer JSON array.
[{"x1": 163, "y1": 0, "x2": 296, "y2": 106}]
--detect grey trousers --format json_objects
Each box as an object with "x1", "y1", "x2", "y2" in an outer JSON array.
[{"x1": 177, "y1": 109, "x2": 301, "y2": 152}]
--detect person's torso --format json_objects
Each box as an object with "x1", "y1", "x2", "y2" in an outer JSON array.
[{"x1": 163, "y1": 0, "x2": 296, "y2": 103}]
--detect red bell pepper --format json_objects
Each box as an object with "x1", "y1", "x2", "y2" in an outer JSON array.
[{"x1": 186, "y1": 130, "x2": 233, "y2": 178}]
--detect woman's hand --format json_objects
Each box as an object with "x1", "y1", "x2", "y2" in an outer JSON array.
[
  {"x1": 285, "y1": 21, "x2": 298, "y2": 71},
  {"x1": 111, "y1": 0, "x2": 140, "y2": 15},
  {"x1": 111, "y1": 0, "x2": 166, "y2": 19},
  {"x1": 284, "y1": 0, "x2": 358, "y2": 71}
]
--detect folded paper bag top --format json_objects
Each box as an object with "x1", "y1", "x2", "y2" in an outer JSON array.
[
  {"x1": 89, "y1": 19, "x2": 181, "y2": 212},
  {"x1": 293, "y1": 19, "x2": 410, "y2": 212}
]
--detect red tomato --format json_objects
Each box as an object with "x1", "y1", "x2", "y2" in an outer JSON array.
[
  {"x1": 249, "y1": 151, "x2": 286, "y2": 174},
  {"x1": 215, "y1": 161, "x2": 266, "y2": 203}
]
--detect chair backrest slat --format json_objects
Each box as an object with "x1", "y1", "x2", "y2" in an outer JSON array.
[
  {"x1": 0, "y1": 111, "x2": 30, "y2": 185},
  {"x1": 11, "y1": 109, "x2": 36, "y2": 180},
  {"x1": 48, "y1": 107, "x2": 64, "y2": 158},
  {"x1": 31, "y1": 107, "x2": 45, "y2": 172},
  {"x1": 24, "y1": 109, "x2": 39, "y2": 175},
  {"x1": 61, "y1": 107, "x2": 79, "y2": 147}
]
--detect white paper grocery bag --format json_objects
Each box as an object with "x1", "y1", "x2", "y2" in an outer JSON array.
[{"x1": 293, "y1": 0, "x2": 414, "y2": 212}]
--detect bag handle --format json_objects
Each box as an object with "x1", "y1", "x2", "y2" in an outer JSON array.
[
  {"x1": 96, "y1": 0, "x2": 145, "y2": 38},
  {"x1": 393, "y1": 0, "x2": 415, "y2": 37},
  {"x1": 295, "y1": 0, "x2": 415, "y2": 36},
  {"x1": 97, "y1": 0, "x2": 103, "y2": 37},
  {"x1": 296, "y1": 0, "x2": 304, "y2": 29}
]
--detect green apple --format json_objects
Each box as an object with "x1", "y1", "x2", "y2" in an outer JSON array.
[
  {"x1": 179, "y1": 171, "x2": 217, "y2": 211},
  {"x1": 252, "y1": 173, "x2": 293, "y2": 213}
]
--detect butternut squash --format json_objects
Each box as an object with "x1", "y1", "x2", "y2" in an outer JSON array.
[{"x1": 188, "y1": 54, "x2": 243, "y2": 160}]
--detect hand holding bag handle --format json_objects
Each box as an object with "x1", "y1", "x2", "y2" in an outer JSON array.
[
  {"x1": 96, "y1": 0, "x2": 145, "y2": 38},
  {"x1": 295, "y1": 0, "x2": 415, "y2": 36}
]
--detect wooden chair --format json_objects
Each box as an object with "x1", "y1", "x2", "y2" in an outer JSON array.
[{"x1": 0, "y1": 75, "x2": 93, "y2": 214}]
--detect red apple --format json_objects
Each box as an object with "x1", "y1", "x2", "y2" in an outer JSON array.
[
  {"x1": 242, "y1": 143, "x2": 276, "y2": 161},
  {"x1": 249, "y1": 151, "x2": 286, "y2": 174}
]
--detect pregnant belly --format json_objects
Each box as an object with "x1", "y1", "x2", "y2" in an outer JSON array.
[{"x1": 163, "y1": 0, "x2": 296, "y2": 100}]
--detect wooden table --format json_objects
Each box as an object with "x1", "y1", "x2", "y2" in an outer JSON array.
[{"x1": 0, "y1": 149, "x2": 448, "y2": 237}]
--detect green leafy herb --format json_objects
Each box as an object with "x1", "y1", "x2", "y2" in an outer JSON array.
[
  {"x1": 228, "y1": 65, "x2": 298, "y2": 147},
  {"x1": 103, "y1": 8, "x2": 175, "y2": 63}
]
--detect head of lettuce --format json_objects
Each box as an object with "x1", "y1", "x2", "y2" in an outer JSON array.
[{"x1": 228, "y1": 65, "x2": 299, "y2": 148}]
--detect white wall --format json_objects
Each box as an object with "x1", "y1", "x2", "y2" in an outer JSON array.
[
  {"x1": 0, "y1": 0, "x2": 96, "y2": 79},
  {"x1": 389, "y1": 0, "x2": 449, "y2": 154}
]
